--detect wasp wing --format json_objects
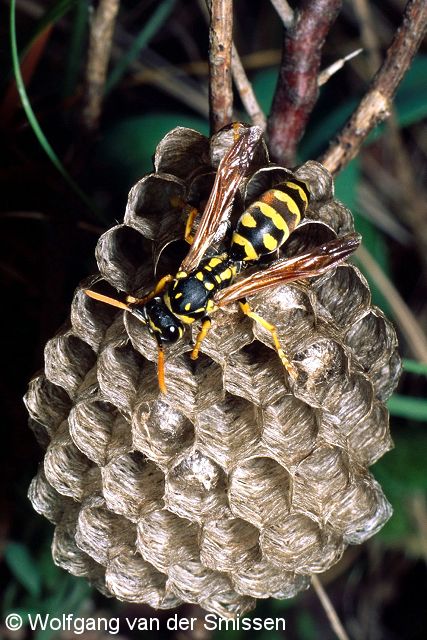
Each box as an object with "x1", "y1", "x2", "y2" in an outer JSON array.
[
  {"x1": 180, "y1": 125, "x2": 262, "y2": 273},
  {"x1": 214, "y1": 233, "x2": 361, "y2": 307}
]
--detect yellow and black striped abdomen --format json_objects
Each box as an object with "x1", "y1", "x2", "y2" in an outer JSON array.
[{"x1": 230, "y1": 178, "x2": 310, "y2": 263}]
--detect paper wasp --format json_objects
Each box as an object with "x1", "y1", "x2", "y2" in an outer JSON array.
[{"x1": 85, "y1": 124, "x2": 361, "y2": 393}]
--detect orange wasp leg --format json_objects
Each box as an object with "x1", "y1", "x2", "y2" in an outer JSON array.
[
  {"x1": 190, "y1": 317, "x2": 212, "y2": 360},
  {"x1": 184, "y1": 205, "x2": 199, "y2": 245},
  {"x1": 126, "y1": 274, "x2": 174, "y2": 306},
  {"x1": 239, "y1": 300, "x2": 298, "y2": 380},
  {"x1": 170, "y1": 194, "x2": 199, "y2": 245},
  {"x1": 157, "y1": 341, "x2": 167, "y2": 394}
]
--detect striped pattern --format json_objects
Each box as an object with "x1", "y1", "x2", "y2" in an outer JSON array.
[
  {"x1": 230, "y1": 178, "x2": 309, "y2": 262},
  {"x1": 166, "y1": 255, "x2": 237, "y2": 324}
]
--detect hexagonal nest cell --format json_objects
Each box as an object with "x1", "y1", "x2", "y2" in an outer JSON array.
[{"x1": 25, "y1": 124, "x2": 400, "y2": 618}]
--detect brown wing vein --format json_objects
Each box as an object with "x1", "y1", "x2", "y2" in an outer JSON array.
[
  {"x1": 214, "y1": 233, "x2": 361, "y2": 307},
  {"x1": 180, "y1": 125, "x2": 263, "y2": 273}
]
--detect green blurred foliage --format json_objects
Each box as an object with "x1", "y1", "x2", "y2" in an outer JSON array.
[
  {"x1": 374, "y1": 429, "x2": 427, "y2": 544},
  {"x1": 96, "y1": 113, "x2": 209, "y2": 190},
  {"x1": 388, "y1": 395, "x2": 427, "y2": 422},
  {"x1": 105, "y1": 0, "x2": 177, "y2": 93},
  {"x1": 5, "y1": 542, "x2": 42, "y2": 598},
  {"x1": 402, "y1": 359, "x2": 427, "y2": 376},
  {"x1": 3, "y1": 538, "x2": 91, "y2": 640},
  {"x1": 295, "y1": 611, "x2": 318, "y2": 640}
]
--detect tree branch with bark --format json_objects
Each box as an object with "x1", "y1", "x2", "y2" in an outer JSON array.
[
  {"x1": 267, "y1": 0, "x2": 342, "y2": 166},
  {"x1": 320, "y1": 0, "x2": 427, "y2": 175}
]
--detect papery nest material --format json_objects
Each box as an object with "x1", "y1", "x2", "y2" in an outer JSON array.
[{"x1": 25, "y1": 124, "x2": 400, "y2": 618}]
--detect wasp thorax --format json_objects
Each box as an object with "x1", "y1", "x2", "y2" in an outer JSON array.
[{"x1": 26, "y1": 124, "x2": 400, "y2": 619}]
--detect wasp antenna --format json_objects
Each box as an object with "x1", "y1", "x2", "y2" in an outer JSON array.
[{"x1": 83, "y1": 289, "x2": 130, "y2": 311}]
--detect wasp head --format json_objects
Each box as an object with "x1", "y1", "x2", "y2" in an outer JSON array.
[{"x1": 132, "y1": 297, "x2": 183, "y2": 343}]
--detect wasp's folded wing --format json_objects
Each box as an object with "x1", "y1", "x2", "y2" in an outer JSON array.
[
  {"x1": 214, "y1": 233, "x2": 361, "y2": 307},
  {"x1": 180, "y1": 125, "x2": 263, "y2": 273}
]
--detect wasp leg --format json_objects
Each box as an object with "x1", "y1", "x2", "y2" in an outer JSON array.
[
  {"x1": 190, "y1": 317, "x2": 212, "y2": 360},
  {"x1": 169, "y1": 195, "x2": 198, "y2": 245},
  {"x1": 154, "y1": 334, "x2": 167, "y2": 394},
  {"x1": 239, "y1": 299, "x2": 298, "y2": 380},
  {"x1": 184, "y1": 205, "x2": 199, "y2": 245},
  {"x1": 126, "y1": 274, "x2": 174, "y2": 306}
]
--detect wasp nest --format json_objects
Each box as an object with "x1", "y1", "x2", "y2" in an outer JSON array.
[{"x1": 26, "y1": 124, "x2": 400, "y2": 618}]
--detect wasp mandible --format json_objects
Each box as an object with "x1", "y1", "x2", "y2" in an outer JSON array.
[{"x1": 85, "y1": 124, "x2": 361, "y2": 392}]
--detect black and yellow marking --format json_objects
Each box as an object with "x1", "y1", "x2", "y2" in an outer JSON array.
[
  {"x1": 82, "y1": 125, "x2": 362, "y2": 399},
  {"x1": 165, "y1": 254, "x2": 235, "y2": 326},
  {"x1": 208, "y1": 257, "x2": 223, "y2": 268},
  {"x1": 230, "y1": 178, "x2": 310, "y2": 263},
  {"x1": 184, "y1": 205, "x2": 199, "y2": 244},
  {"x1": 167, "y1": 176, "x2": 309, "y2": 368},
  {"x1": 239, "y1": 300, "x2": 298, "y2": 379},
  {"x1": 125, "y1": 273, "x2": 174, "y2": 307}
]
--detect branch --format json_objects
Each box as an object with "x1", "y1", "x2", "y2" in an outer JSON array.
[
  {"x1": 351, "y1": 0, "x2": 427, "y2": 265},
  {"x1": 318, "y1": 48, "x2": 363, "y2": 87},
  {"x1": 352, "y1": 0, "x2": 381, "y2": 73},
  {"x1": 270, "y1": 0, "x2": 294, "y2": 29},
  {"x1": 203, "y1": 0, "x2": 265, "y2": 128},
  {"x1": 82, "y1": 0, "x2": 120, "y2": 132},
  {"x1": 268, "y1": 0, "x2": 342, "y2": 166},
  {"x1": 320, "y1": 0, "x2": 427, "y2": 175},
  {"x1": 355, "y1": 245, "x2": 427, "y2": 363},
  {"x1": 311, "y1": 575, "x2": 351, "y2": 640},
  {"x1": 208, "y1": 0, "x2": 233, "y2": 132},
  {"x1": 231, "y1": 44, "x2": 266, "y2": 129}
]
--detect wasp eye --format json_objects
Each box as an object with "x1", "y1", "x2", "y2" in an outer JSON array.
[{"x1": 165, "y1": 324, "x2": 180, "y2": 342}]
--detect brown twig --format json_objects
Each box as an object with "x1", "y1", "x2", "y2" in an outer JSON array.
[
  {"x1": 129, "y1": 49, "x2": 284, "y2": 85},
  {"x1": 208, "y1": 0, "x2": 233, "y2": 132},
  {"x1": 320, "y1": 0, "x2": 427, "y2": 175},
  {"x1": 270, "y1": 0, "x2": 294, "y2": 29},
  {"x1": 410, "y1": 494, "x2": 427, "y2": 559},
  {"x1": 231, "y1": 45, "x2": 266, "y2": 129},
  {"x1": 352, "y1": 0, "x2": 427, "y2": 266},
  {"x1": 318, "y1": 48, "x2": 363, "y2": 86},
  {"x1": 353, "y1": 0, "x2": 382, "y2": 72},
  {"x1": 386, "y1": 115, "x2": 427, "y2": 265},
  {"x1": 268, "y1": 0, "x2": 342, "y2": 166},
  {"x1": 82, "y1": 0, "x2": 120, "y2": 132},
  {"x1": 113, "y1": 41, "x2": 210, "y2": 118},
  {"x1": 311, "y1": 575, "x2": 351, "y2": 640},
  {"x1": 355, "y1": 245, "x2": 427, "y2": 362},
  {"x1": 202, "y1": 0, "x2": 264, "y2": 128}
]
